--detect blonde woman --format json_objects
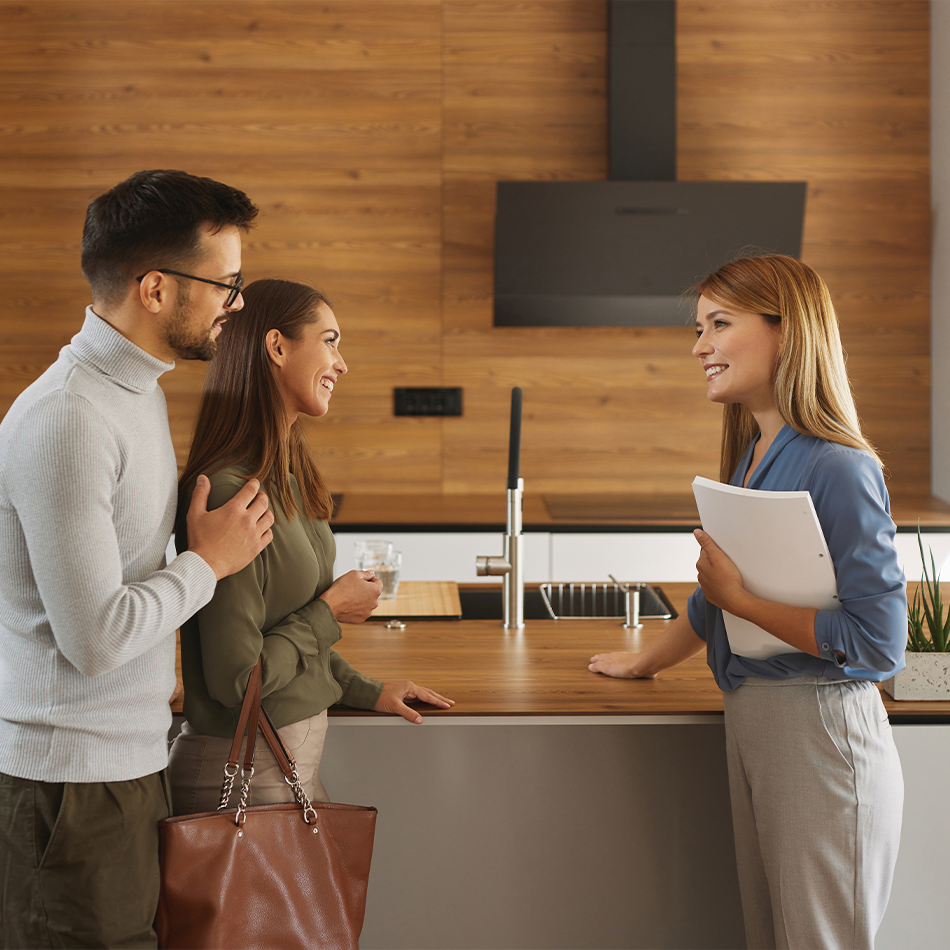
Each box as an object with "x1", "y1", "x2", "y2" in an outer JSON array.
[{"x1": 591, "y1": 256, "x2": 905, "y2": 950}]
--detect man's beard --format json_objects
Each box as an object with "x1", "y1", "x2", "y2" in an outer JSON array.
[{"x1": 162, "y1": 287, "x2": 223, "y2": 362}]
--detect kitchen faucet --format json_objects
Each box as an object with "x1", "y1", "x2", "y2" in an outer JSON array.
[{"x1": 476, "y1": 387, "x2": 525, "y2": 629}]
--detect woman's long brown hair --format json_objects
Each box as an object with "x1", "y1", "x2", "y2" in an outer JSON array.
[
  {"x1": 695, "y1": 255, "x2": 881, "y2": 483},
  {"x1": 179, "y1": 278, "x2": 334, "y2": 521}
]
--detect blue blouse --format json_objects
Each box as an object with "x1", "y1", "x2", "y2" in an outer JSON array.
[{"x1": 687, "y1": 425, "x2": 907, "y2": 691}]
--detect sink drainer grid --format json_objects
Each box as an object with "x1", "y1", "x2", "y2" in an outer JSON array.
[{"x1": 539, "y1": 583, "x2": 675, "y2": 620}]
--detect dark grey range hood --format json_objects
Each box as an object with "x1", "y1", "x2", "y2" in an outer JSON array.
[{"x1": 493, "y1": 0, "x2": 807, "y2": 328}]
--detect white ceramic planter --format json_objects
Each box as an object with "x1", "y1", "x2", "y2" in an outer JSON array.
[{"x1": 882, "y1": 652, "x2": 950, "y2": 700}]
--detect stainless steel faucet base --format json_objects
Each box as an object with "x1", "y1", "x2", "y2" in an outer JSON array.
[{"x1": 476, "y1": 478, "x2": 525, "y2": 628}]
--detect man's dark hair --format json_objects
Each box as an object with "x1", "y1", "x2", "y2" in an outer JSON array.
[{"x1": 81, "y1": 169, "x2": 259, "y2": 304}]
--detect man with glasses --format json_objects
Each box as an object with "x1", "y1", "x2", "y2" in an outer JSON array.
[{"x1": 0, "y1": 169, "x2": 275, "y2": 948}]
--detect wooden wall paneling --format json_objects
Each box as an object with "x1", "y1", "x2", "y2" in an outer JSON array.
[
  {"x1": 0, "y1": 183, "x2": 94, "y2": 400},
  {"x1": 0, "y1": 0, "x2": 934, "y2": 501},
  {"x1": 0, "y1": 1, "x2": 445, "y2": 495},
  {"x1": 441, "y1": 325, "x2": 723, "y2": 493},
  {"x1": 439, "y1": 0, "x2": 930, "y2": 497},
  {"x1": 244, "y1": 178, "x2": 445, "y2": 493},
  {"x1": 677, "y1": 0, "x2": 931, "y2": 490},
  {"x1": 440, "y1": 1, "x2": 682, "y2": 495}
]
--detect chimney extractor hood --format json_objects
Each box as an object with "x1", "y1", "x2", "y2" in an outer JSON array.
[
  {"x1": 493, "y1": 180, "x2": 807, "y2": 328},
  {"x1": 492, "y1": 0, "x2": 807, "y2": 328}
]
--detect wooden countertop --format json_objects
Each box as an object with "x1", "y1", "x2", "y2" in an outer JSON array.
[
  {"x1": 330, "y1": 490, "x2": 950, "y2": 530},
  {"x1": 328, "y1": 583, "x2": 950, "y2": 720},
  {"x1": 370, "y1": 581, "x2": 461, "y2": 620},
  {"x1": 331, "y1": 616, "x2": 723, "y2": 717},
  {"x1": 172, "y1": 583, "x2": 950, "y2": 719}
]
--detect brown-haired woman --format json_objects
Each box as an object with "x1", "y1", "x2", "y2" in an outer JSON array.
[
  {"x1": 168, "y1": 278, "x2": 453, "y2": 813},
  {"x1": 591, "y1": 255, "x2": 905, "y2": 950}
]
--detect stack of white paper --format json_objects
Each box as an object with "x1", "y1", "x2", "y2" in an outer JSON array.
[{"x1": 691, "y1": 476, "x2": 841, "y2": 660}]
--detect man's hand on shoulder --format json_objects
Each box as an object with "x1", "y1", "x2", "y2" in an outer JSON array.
[{"x1": 186, "y1": 475, "x2": 274, "y2": 580}]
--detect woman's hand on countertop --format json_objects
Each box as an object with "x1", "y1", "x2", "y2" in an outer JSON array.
[
  {"x1": 320, "y1": 570, "x2": 383, "y2": 623},
  {"x1": 588, "y1": 653, "x2": 657, "y2": 679},
  {"x1": 590, "y1": 613, "x2": 705, "y2": 679},
  {"x1": 374, "y1": 680, "x2": 455, "y2": 724}
]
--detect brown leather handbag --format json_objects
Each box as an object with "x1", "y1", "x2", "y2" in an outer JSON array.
[{"x1": 155, "y1": 660, "x2": 377, "y2": 950}]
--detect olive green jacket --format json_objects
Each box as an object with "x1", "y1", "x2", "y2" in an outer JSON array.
[{"x1": 175, "y1": 469, "x2": 383, "y2": 737}]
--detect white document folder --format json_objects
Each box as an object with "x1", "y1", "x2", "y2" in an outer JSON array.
[{"x1": 691, "y1": 475, "x2": 841, "y2": 660}]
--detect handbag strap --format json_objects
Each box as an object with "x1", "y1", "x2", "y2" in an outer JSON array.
[
  {"x1": 225, "y1": 659, "x2": 295, "y2": 779},
  {"x1": 218, "y1": 658, "x2": 319, "y2": 829},
  {"x1": 242, "y1": 669, "x2": 263, "y2": 775},
  {"x1": 257, "y1": 704, "x2": 297, "y2": 778},
  {"x1": 225, "y1": 659, "x2": 263, "y2": 771},
  {"x1": 228, "y1": 658, "x2": 264, "y2": 770},
  {"x1": 217, "y1": 660, "x2": 262, "y2": 811}
]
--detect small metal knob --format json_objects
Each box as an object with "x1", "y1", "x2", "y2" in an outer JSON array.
[
  {"x1": 623, "y1": 588, "x2": 641, "y2": 629},
  {"x1": 476, "y1": 555, "x2": 512, "y2": 577},
  {"x1": 610, "y1": 575, "x2": 642, "y2": 629}
]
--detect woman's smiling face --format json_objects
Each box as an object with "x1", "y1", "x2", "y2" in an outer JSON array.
[
  {"x1": 692, "y1": 294, "x2": 782, "y2": 413},
  {"x1": 273, "y1": 302, "x2": 347, "y2": 423}
]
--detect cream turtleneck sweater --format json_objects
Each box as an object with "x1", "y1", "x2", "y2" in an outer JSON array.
[{"x1": 0, "y1": 308, "x2": 216, "y2": 782}]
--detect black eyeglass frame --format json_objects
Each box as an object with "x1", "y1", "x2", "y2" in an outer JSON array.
[{"x1": 136, "y1": 269, "x2": 245, "y2": 307}]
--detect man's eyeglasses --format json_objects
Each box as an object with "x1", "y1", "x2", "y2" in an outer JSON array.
[{"x1": 136, "y1": 269, "x2": 244, "y2": 307}]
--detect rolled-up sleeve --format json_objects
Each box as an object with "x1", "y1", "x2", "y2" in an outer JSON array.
[
  {"x1": 687, "y1": 585, "x2": 709, "y2": 641},
  {"x1": 808, "y1": 449, "x2": 907, "y2": 674}
]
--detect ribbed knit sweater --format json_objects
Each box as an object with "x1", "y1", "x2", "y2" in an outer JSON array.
[{"x1": 0, "y1": 308, "x2": 217, "y2": 782}]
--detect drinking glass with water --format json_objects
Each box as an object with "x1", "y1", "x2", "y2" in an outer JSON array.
[{"x1": 354, "y1": 541, "x2": 402, "y2": 599}]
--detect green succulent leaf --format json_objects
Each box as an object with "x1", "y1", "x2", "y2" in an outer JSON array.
[{"x1": 911, "y1": 524, "x2": 950, "y2": 652}]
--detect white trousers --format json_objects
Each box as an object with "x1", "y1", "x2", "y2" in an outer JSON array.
[
  {"x1": 723, "y1": 676, "x2": 903, "y2": 950},
  {"x1": 167, "y1": 711, "x2": 330, "y2": 816}
]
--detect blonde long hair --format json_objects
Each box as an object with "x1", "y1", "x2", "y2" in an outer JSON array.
[{"x1": 695, "y1": 255, "x2": 881, "y2": 482}]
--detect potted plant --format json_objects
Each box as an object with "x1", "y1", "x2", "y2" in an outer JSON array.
[{"x1": 882, "y1": 528, "x2": 950, "y2": 700}]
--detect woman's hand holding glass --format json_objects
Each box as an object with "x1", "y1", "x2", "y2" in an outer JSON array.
[{"x1": 319, "y1": 569, "x2": 383, "y2": 623}]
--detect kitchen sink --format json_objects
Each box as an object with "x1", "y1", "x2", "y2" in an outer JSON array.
[{"x1": 457, "y1": 583, "x2": 677, "y2": 621}]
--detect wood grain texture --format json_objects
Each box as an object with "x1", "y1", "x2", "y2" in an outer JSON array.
[
  {"x1": 677, "y1": 0, "x2": 931, "y2": 491},
  {"x1": 334, "y1": 617, "x2": 727, "y2": 717},
  {"x1": 0, "y1": 0, "x2": 445, "y2": 494},
  {"x1": 172, "y1": 582, "x2": 950, "y2": 717},
  {"x1": 327, "y1": 582, "x2": 950, "y2": 718},
  {"x1": 0, "y1": 1, "x2": 933, "y2": 502},
  {"x1": 329, "y1": 487, "x2": 950, "y2": 528},
  {"x1": 370, "y1": 580, "x2": 462, "y2": 618}
]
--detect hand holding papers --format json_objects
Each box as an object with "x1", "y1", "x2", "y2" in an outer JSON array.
[{"x1": 691, "y1": 476, "x2": 841, "y2": 660}]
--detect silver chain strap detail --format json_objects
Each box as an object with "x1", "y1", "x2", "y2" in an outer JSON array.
[
  {"x1": 234, "y1": 765, "x2": 254, "y2": 827},
  {"x1": 283, "y1": 765, "x2": 320, "y2": 832},
  {"x1": 218, "y1": 762, "x2": 239, "y2": 811}
]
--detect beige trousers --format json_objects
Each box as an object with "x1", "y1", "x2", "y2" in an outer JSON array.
[
  {"x1": 167, "y1": 711, "x2": 330, "y2": 816},
  {"x1": 723, "y1": 676, "x2": 903, "y2": 950}
]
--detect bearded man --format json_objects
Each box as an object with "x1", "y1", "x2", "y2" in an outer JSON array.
[{"x1": 0, "y1": 170, "x2": 276, "y2": 948}]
